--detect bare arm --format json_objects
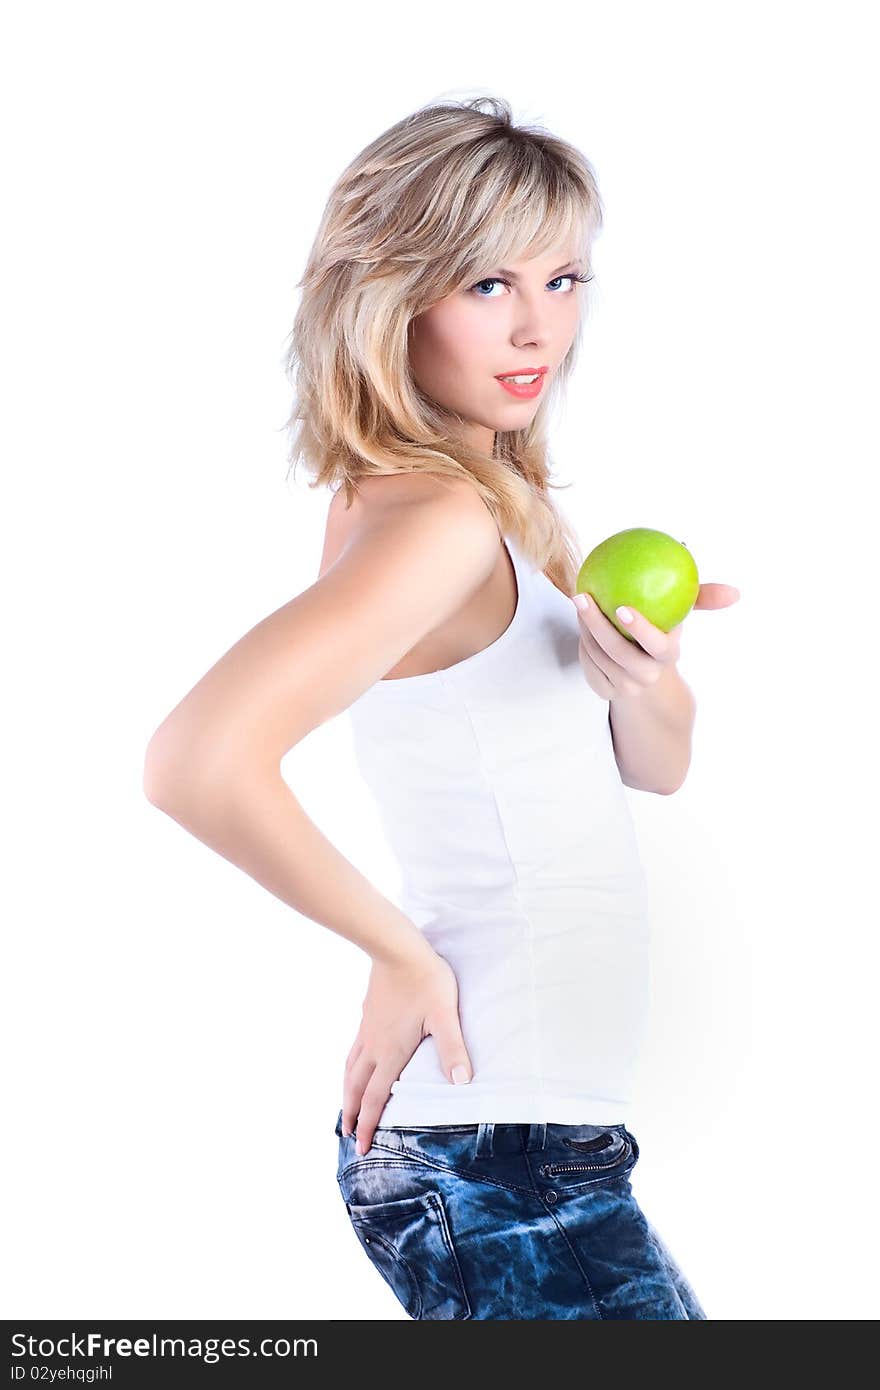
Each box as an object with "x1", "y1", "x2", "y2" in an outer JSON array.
[{"x1": 142, "y1": 483, "x2": 500, "y2": 967}]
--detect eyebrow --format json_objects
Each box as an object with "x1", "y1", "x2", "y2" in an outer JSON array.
[{"x1": 492, "y1": 260, "x2": 582, "y2": 280}]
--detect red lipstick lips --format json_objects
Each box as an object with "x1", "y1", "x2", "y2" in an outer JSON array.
[{"x1": 494, "y1": 366, "x2": 548, "y2": 399}]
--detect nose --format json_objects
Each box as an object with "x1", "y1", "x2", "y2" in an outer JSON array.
[{"x1": 508, "y1": 287, "x2": 555, "y2": 348}]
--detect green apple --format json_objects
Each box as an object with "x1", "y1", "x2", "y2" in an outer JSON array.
[{"x1": 576, "y1": 528, "x2": 700, "y2": 643}]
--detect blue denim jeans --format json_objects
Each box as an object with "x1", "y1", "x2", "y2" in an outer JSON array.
[{"x1": 334, "y1": 1109, "x2": 707, "y2": 1320}]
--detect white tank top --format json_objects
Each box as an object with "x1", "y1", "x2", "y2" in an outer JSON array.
[{"x1": 345, "y1": 532, "x2": 651, "y2": 1126}]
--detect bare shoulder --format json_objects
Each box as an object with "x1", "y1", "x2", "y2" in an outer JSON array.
[
  {"x1": 268, "y1": 478, "x2": 503, "y2": 750},
  {"x1": 147, "y1": 473, "x2": 504, "y2": 775},
  {"x1": 359, "y1": 472, "x2": 499, "y2": 535},
  {"x1": 320, "y1": 472, "x2": 499, "y2": 578},
  {"x1": 357, "y1": 471, "x2": 489, "y2": 512}
]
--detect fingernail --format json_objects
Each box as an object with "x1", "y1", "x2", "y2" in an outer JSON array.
[
  {"x1": 574, "y1": 594, "x2": 589, "y2": 612},
  {"x1": 356, "y1": 1141, "x2": 365, "y2": 1155},
  {"x1": 452, "y1": 1064, "x2": 471, "y2": 1084},
  {"x1": 616, "y1": 606, "x2": 633, "y2": 623}
]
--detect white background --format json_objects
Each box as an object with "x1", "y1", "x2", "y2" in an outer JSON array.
[{"x1": 3, "y1": 0, "x2": 877, "y2": 1322}]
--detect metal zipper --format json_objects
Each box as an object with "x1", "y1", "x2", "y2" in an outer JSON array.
[{"x1": 540, "y1": 1141, "x2": 630, "y2": 1177}]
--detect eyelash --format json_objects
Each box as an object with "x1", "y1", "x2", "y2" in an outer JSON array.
[{"x1": 470, "y1": 271, "x2": 594, "y2": 297}]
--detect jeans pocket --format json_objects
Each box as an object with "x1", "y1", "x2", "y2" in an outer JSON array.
[
  {"x1": 538, "y1": 1125, "x2": 638, "y2": 1184},
  {"x1": 344, "y1": 1190, "x2": 472, "y2": 1320},
  {"x1": 561, "y1": 1127, "x2": 626, "y2": 1156}
]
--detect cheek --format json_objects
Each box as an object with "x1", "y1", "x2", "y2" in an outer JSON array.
[
  {"x1": 412, "y1": 312, "x2": 452, "y2": 367},
  {"x1": 416, "y1": 313, "x2": 485, "y2": 384},
  {"x1": 441, "y1": 312, "x2": 497, "y2": 385}
]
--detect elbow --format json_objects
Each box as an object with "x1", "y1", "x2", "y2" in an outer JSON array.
[
  {"x1": 143, "y1": 770, "x2": 172, "y2": 811},
  {"x1": 620, "y1": 770, "x2": 687, "y2": 795},
  {"x1": 143, "y1": 736, "x2": 178, "y2": 809},
  {"x1": 143, "y1": 722, "x2": 195, "y2": 810},
  {"x1": 659, "y1": 766, "x2": 691, "y2": 795},
  {"x1": 143, "y1": 722, "x2": 273, "y2": 811}
]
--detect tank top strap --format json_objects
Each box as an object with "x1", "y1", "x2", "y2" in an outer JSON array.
[
  {"x1": 495, "y1": 532, "x2": 529, "y2": 643},
  {"x1": 503, "y1": 532, "x2": 537, "y2": 617}
]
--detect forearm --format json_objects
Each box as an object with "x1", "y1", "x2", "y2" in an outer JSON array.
[
  {"x1": 144, "y1": 759, "x2": 435, "y2": 967},
  {"x1": 608, "y1": 663, "x2": 696, "y2": 794}
]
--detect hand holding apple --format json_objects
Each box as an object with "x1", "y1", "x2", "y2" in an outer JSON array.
[
  {"x1": 575, "y1": 528, "x2": 701, "y2": 640},
  {"x1": 571, "y1": 528, "x2": 740, "y2": 701}
]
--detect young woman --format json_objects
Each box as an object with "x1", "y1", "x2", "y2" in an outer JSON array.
[{"x1": 145, "y1": 95, "x2": 735, "y2": 1319}]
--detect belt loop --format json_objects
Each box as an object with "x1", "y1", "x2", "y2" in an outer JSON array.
[
  {"x1": 525, "y1": 1122, "x2": 547, "y2": 1151},
  {"x1": 476, "y1": 1122, "x2": 496, "y2": 1157}
]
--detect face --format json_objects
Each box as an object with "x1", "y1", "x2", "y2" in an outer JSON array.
[{"x1": 408, "y1": 244, "x2": 587, "y2": 453}]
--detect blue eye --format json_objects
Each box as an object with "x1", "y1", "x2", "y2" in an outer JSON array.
[{"x1": 470, "y1": 272, "x2": 593, "y2": 297}]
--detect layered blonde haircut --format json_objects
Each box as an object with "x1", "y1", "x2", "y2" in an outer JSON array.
[{"x1": 282, "y1": 95, "x2": 604, "y2": 596}]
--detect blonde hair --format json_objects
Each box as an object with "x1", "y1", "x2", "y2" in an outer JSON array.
[{"x1": 281, "y1": 95, "x2": 604, "y2": 596}]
